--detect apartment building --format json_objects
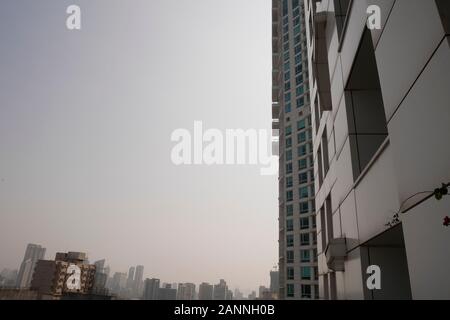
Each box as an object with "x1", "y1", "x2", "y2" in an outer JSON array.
[
  {"x1": 272, "y1": 0, "x2": 319, "y2": 300},
  {"x1": 304, "y1": 0, "x2": 450, "y2": 299}
]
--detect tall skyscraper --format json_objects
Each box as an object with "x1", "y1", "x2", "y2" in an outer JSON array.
[
  {"x1": 177, "y1": 283, "x2": 196, "y2": 300},
  {"x1": 142, "y1": 278, "x2": 160, "y2": 300},
  {"x1": 272, "y1": 0, "x2": 318, "y2": 299},
  {"x1": 16, "y1": 243, "x2": 46, "y2": 288},
  {"x1": 127, "y1": 266, "x2": 135, "y2": 290},
  {"x1": 158, "y1": 283, "x2": 177, "y2": 300},
  {"x1": 270, "y1": 270, "x2": 279, "y2": 297},
  {"x1": 303, "y1": 0, "x2": 450, "y2": 299},
  {"x1": 213, "y1": 279, "x2": 228, "y2": 300},
  {"x1": 134, "y1": 265, "x2": 144, "y2": 294},
  {"x1": 198, "y1": 282, "x2": 213, "y2": 300}
]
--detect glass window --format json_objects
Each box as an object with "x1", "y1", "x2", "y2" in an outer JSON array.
[
  {"x1": 286, "y1": 204, "x2": 293, "y2": 216},
  {"x1": 298, "y1": 159, "x2": 307, "y2": 170},
  {"x1": 286, "y1": 150, "x2": 292, "y2": 162},
  {"x1": 301, "y1": 285, "x2": 312, "y2": 299},
  {"x1": 287, "y1": 267, "x2": 295, "y2": 280},
  {"x1": 287, "y1": 284, "x2": 295, "y2": 298},
  {"x1": 285, "y1": 125, "x2": 292, "y2": 136},
  {"x1": 299, "y1": 172, "x2": 308, "y2": 184},
  {"x1": 286, "y1": 163, "x2": 293, "y2": 175},
  {"x1": 286, "y1": 176, "x2": 293, "y2": 188},
  {"x1": 298, "y1": 145, "x2": 307, "y2": 157},
  {"x1": 300, "y1": 217, "x2": 309, "y2": 230},
  {"x1": 285, "y1": 103, "x2": 292, "y2": 113},
  {"x1": 296, "y1": 86, "x2": 304, "y2": 96},
  {"x1": 286, "y1": 190, "x2": 293, "y2": 202},
  {"x1": 287, "y1": 235, "x2": 294, "y2": 247},
  {"x1": 298, "y1": 131, "x2": 306, "y2": 143},
  {"x1": 301, "y1": 267, "x2": 311, "y2": 280},
  {"x1": 287, "y1": 250, "x2": 294, "y2": 264},
  {"x1": 297, "y1": 119, "x2": 306, "y2": 131},
  {"x1": 296, "y1": 96, "x2": 304, "y2": 108},
  {"x1": 299, "y1": 202, "x2": 309, "y2": 214},
  {"x1": 286, "y1": 219, "x2": 294, "y2": 232},
  {"x1": 300, "y1": 250, "x2": 310, "y2": 263},
  {"x1": 286, "y1": 137, "x2": 292, "y2": 148},
  {"x1": 300, "y1": 233, "x2": 310, "y2": 245}
]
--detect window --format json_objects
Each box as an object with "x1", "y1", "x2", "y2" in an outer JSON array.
[
  {"x1": 287, "y1": 284, "x2": 295, "y2": 298},
  {"x1": 298, "y1": 159, "x2": 307, "y2": 170},
  {"x1": 300, "y1": 233, "x2": 310, "y2": 246},
  {"x1": 312, "y1": 233, "x2": 317, "y2": 245},
  {"x1": 312, "y1": 215, "x2": 316, "y2": 228},
  {"x1": 284, "y1": 62, "x2": 290, "y2": 72},
  {"x1": 284, "y1": 71, "x2": 290, "y2": 81},
  {"x1": 286, "y1": 137, "x2": 292, "y2": 148},
  {"x1": 313, "y1": 249, "x2": 318, "y2": 262},
  {"x1": 284, "y1": 81, "x2": 291, "y2": 91},
  {"x1": 286, "y1": 150, "x2": 292, "y2": 162},
  {"x1": 285, "y1": 125, "x2": 292, "y2": 136},
  {"x1": 297, "y1": 145, "x2": 307, "y2": 157},
  {"x1": 295, "y1": 64, "x2": 302, "y2": 75},
  {"x1": 300, "y1": 250, "x2": 310, "y2": 263},
  {"x1": 314, "y1": 267, "x2": 319, "y2": 280},
  {"x1": 287, "y1": 267, "x2": 294, "y2": 280},
  {"x1": 295, "y1": 54, "x2": 302, "y2": 65},
  {"x1": 301, "y1": 285, "x2": 312, "y2": 299},
  {"x1": 301, "y1": 267, "x2": 311, "y2": 280},
  {"x1": 286, "y1": 190, "x2": 293, "y2": 202},
  {"x1": 299, "y1": 202, "x2": 309, "y2": 214},
  {"x1": 300, "y1": 217, "x2": 309, "y2": 230},
  {"x1": 286, "y1": 176, "x2": 293, "y2": 188},
  {"x1": 296, "y1": 96, "x2": 304, "y2": 108},
  {"x1": 286, "y1": 204, "x2": 293, "y2": 216},
  {"x1": 287, "y1": 250, "x2": 294, "y2": 264},
  {"x1": 297, "y1": 119, "x2": 306, "y2": 131},
  {"x1": 299, "y1": 187, "x2": 309, "y2": 199},
  {"x1": 286, "y1": 163, "x2": 293, "y2": 174},
  {"x1": 285, "y1": 103, "x2": 292, "y2": 113},
  {"x1": 298, "y1": 131, "x2": 306, "y2": 143},
  {"x1": 286, "y1": 219, "x2": 294, "y2": 232},
  {"x1": 299, "y1": 172, "x2": 308, "y2": 184},
  {"x1": 287, "y1": 235, "x2": 294, "y2": 247},
  {"x1": 296, "y1": 86, "x2": 304, "y2": 96},
  {"x1": 284, "y1": 92, "x2": 291, "y2": 103}
]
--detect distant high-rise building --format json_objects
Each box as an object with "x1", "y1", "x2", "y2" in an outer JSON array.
[
  {"x1": 233, "y1": 288, "x2": 244, "y2": 300},
  {"x1": 30, "y1": 251, "x2": 96, "y2": 297},
  {"x1": 213, "y1": 279, "x2": 228, "y2": 300},
  {"x1": 94, "y1": 259, "x2": 105, "y2": 273},
  {"x1": 177, "y1": 283, "x2": 196, "y2": 300},
  {"x1": 142, "y1": 278, "x2": 160, "y2": 300},
  {"x1": 226, "y1": 289, "x2": 233, "y2": 300},
  {"x1": 16, "y1": 243, "x2": 46, "y2": 288},
  {"x1": 259, "y1": 286, "x2": 269, "y2": 299},
  {"x1": 0, "y1": 269, "x2": 18, "y2": 288},
  {"x1": 198, "y1": 282, "x2": 213, "y2": 300},
  {"x1": 158, "y1": 283, "x2": 177, "y2": 300},
  {"x1": 272, "y1": 0, "x2": 318, "y2": 300},
  {"x1": 134, "y1": 265, "x2": 144, "y2": 294},
  {"x1": 110, "y1": 272, "x2": 127, "y2": 295},
  {"x1": 270, "y1": 270, "x2": 279, "y2": 297},
  {"x1": 127, "y1": 266, "x2": 135, "y2": 290}
]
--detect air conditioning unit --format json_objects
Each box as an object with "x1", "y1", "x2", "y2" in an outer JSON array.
[{"x1": 325, "y1": 238, "x2": 347, "y2": 272}]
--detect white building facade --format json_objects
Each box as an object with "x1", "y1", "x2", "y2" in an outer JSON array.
[{"x1": 304, "y1": 0, "x2": 450, "y2": 299}]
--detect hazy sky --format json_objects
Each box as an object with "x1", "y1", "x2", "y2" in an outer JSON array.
[{"x1": 0, "y1": 0, "x2": 277, "y2": 293}]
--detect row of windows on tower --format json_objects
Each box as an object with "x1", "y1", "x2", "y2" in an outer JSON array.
[
  {"x1": 286, "y1": 283, "x2": 318, "y2": 299},
  {"x1": 286, "y1": 248, "x2": 318, "y2": 264},
  {"x1": 286, "y1": 184, "x2": 315, "y2": 202},
  {"x1": 286, "y1": 216, "x2": 316, "y2": 232},
  {"x1": 286, "y1": 201, "x2": 316, "y2": 216},
  {"x1": 286, "y1": 232, "x2": 317, "y2": 247},
  {"x1": 287, "y1": 266, "x2": 319, "y2": 281}
]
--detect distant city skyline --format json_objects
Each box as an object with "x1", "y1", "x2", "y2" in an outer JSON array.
[{"x1": 0, "y1": 0, "x2": 276, "y2": 294}]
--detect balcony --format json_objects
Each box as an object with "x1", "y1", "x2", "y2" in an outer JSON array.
[{"x1": 325, "y1": 238, "x2": 347, "y2": 272}]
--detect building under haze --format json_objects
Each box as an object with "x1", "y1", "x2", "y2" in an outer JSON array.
[
  {"x1": 158, "y1": 284, "x2": 177, "y2": 300},
  {"x1": 198, "y1": 282, "x2": 213, "y2": 300},
  {"x1": 16, "y1": 244, "x2": 46, "y2": 289},
  {"x1": 213, "y1": 279, "x2": 229, "y2": 300},
  {"x1": 142, "y1": 278, "x2": 160, "y2": 300},
  {"x1": 30, "y1": 252, "x2": 96, "y2": 298},
  {"x1": 272, "y1": 0, "x2": 319, "y2": 299},
  {"x1": 177, "y1": 283, "x2": 196, "y2": 300},
  {"x1": 303, "y1": 0, "x2": 450, "y2": 299}
]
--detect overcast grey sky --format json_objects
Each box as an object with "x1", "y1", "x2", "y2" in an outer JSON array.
[{"x1": 0, "y1": 0, "x2": 276, "y2": 293}]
